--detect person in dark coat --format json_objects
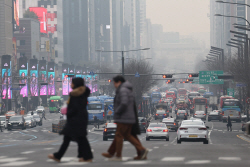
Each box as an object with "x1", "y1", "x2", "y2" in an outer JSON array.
[
  {"x1": 227, "y1": 116, "x2": 232, "y2": 131},
  {"x1": 102, "y1": 75, "x2": 148, "y2": 161},
  {"x1": 48, "y1": 77, "x2": 93, "y2": 163}
]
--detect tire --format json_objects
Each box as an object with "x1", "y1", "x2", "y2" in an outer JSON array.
[
  {"x1": 8, "y1": 128, "x2": 11, "y2": 131},
  {"x1": 146, "y1": 137, "x2": 150, "y2": 141},
  {"x1": 203, "y1": 140, "x2": 209, "y2": 144},
  {"x1": 208, "y1": 119, "x2": 211, "y2": 122},
  {"x1": 177, "y1": 139, "x2": 181, "y2": 144},
  {"x1": 175, "y1": 129, "x2": 177, "y2": 132},
  {"x1": 103, "y1": 137, "x2": 108, "y2": 141},
  {"x1": 166, "y1": 137, "x2": 169, "y2": 141}
]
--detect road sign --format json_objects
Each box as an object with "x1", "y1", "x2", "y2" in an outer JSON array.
[
  {"x1": 108, "y1": 105, "x2": 114, "y2": 115},
  {"x1": 199, "y1": 71, "x2": 224, "y2": 84},
  {"x1": 89, "y1": 71, "x2": 95, "y2": 76},
  {"x1": 10, "y1": 87, "x2": 21, "y2": 90},
  {"x1": 192, "y1": 78, "x2": 199, "y2": 84},
  {"x1": 135, "y1": 72, "x2": 140, "y2": 77},
  {"x1": 227, "y1": 88, "x2": 234, "y2": 97},
  {"x1": 236, "y1": 83, "x2": 247, "y2": 87}
]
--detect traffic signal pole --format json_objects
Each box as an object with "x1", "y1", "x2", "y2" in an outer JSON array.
[{"x1": 122, "y1": 51, "x2": 124, "y2": 77}]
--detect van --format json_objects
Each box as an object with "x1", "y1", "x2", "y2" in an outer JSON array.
[{"x1": 222, "y1": 110, "x2": 241, "y2": 122}]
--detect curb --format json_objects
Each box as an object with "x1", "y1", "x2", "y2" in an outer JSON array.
[{"x1": 237, "y1": 134, "x2": 250, "y2": 143}]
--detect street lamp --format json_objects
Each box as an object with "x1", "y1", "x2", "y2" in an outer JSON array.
[
  {"x1": 216, "y1": 1, "x2": 250, "y2": 8},
  {"x1": 214, "y1": 14, "x2": 250, "y2": 25},
  {"x1": 96, "y1": 48, "x2": 150, "y2": 76}
]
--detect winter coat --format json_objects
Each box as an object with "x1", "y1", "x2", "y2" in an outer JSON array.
[
  {"x1": 114, "y1": 81, "x2": 136, "y2": 124},
  {"x1": 60, "y1": 86, "x2": 90, "y2": 138},
  {"x1": 227, "y1": 117, "x2": 232, "y2": 126},
  {"x1": 131, "y1": 101, "x2": 141, "y2": 135}
]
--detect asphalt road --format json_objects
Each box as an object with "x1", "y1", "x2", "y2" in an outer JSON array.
[{"x1": 0, "y1": 109, "x2": 250, "y2": 167}]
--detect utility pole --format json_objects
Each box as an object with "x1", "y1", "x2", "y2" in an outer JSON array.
[{"x1": 122, "y1": 51, "x2": 124, "y2": 76}]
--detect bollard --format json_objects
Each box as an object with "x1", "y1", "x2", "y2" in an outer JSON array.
[{"x1": 246, "y1": 122, "x2": 250, "y2": 135}]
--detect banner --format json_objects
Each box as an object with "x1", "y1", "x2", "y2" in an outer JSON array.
[
  {"x1": 62, "y1": 63, "x2": 69, "y2": 95},
  {"x1": 68, "y1": 65, "x2": 74, "y2": 93},
  {"x1": 75, "y1": 66, "x2": 82, "y2": 78},
  {"x1": 19, "y1": 57, "x2": 28, "y2": 97},
  {"x1": 29, "y1": 59, "x2": 38, "y2": 96},
  {"x1": 39, "y1": 60, "x2": 47, "y2": 95},
  {"x1": 1, "y1": 55, "x2": 12, "y2": 99},
  {"x1": 48, "y1": 62, "x2": 55, "y2": 95}
]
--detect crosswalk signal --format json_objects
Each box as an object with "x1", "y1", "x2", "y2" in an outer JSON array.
[{"x1": 189, "y1": 73, "x2": 199, "y2": 78}]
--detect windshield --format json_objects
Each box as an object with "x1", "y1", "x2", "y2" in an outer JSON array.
[
  {"x1": 88, "y1": 104, "x2": 103, "y2": 110},
  {"x1": 37, "y1": 106, "x2": 44, "y2": 109},
  {"x1": 49, "y1": 100, "x2": 61, "y2": 107},
  {"x1": 7, "y1": 112, "x2": 15, "y2": 115},
  {"x1": 24, "y1": 117, "x2": 31, "y2": 120},
  {"x1": 152, "y1": 94, "x2": 161, "y2": 98},
  {"x1": 9, "y1": 117, "x2": 22, "y2": 121},
  {"x1": 188, "y1": 93, "x2": 200, "y2": 97},
  {"x1": 156, "y1": 111, "x2": 165, "y2": 114},
  {"x1": 178, "y1": 89, "x2": 187, "y2": 94},
  {"x1": 194, "y1": 99, "x2": 206, "y2": 104},
  {"x1": 223, "y1": 101, "x2": 240, "y2": 106},
  {"x1": 182, "y1": 121, "x2": 204, "y2": 126},
  {"x1": 167, "y1": 93, "x2": 174, "y2": 95},
  {"x1": 149, "y1": 124, "x2": 166, "y2": 127},
  {"x1": 0, "y1": 117, "x2": 5, "y2": 121},
  {"x1": 105, "y1": 102, "x2": 113, "y2": 106}
]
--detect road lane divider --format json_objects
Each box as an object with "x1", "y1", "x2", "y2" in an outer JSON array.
[
  {"x1": 18, "y1": 131, "x2": 37, "y2": 141},
  {"x1": 237, "y1": 134, "x2": 250, "y2": 143}
]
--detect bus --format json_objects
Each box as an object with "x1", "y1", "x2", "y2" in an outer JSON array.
[
  {"x1": 198, "y1": 88, "x2": 206, "y2": 95},
  {"x1": 220, "y1": 96, "x2": 234, "y2": 109},
  {"x1": 151, "y1": 92, "x2": 161, "y2": 104},
  {"x1": 48, "y1": 96, "x2": 63, "y2": 113},
  {"x1": 87, "y1": 99, "x2": 105, "y2": 123},
  {"x1": 192, "y1": 97, "x2": 207, "y2": 114},
  {"x1": 166, "y1": 91, "x2": 176, "y2": 103},
  {"x1": 178, "y1": 88, "x2": 187, "y2": 97},
  {"x1": 221, "y1": 99, "x2": 242, "y2": 122}
]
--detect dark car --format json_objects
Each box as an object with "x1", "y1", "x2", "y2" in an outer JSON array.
[
  {"x1": 103, "y1": 123, "x2": 117, "y2": 141},
  {"x1": 8, "y1": 116, "x2": 26, "y2": 130},
  {"x1": 162, "y1": 117, "x2": 178, "y2": 131},
  {"x1": 155, "y1": 110, "x2": 167, "y2": 120},
  {"x1": 176, "y1": 110, "x2": 187, "y2": 119},
  {"x1": 33, "y1": 115, "x2": 43, "y2": 126},
  {"x1": 208, "y1": 111, "x2": 222, "y2": 121},
  {"x1": 138, "y1": 117, "x2": 148, "y2": 133}
]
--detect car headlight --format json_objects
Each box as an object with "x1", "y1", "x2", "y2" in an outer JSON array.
[{"x1": 8, "y1": 123, "x2": 11, "y2": 125}]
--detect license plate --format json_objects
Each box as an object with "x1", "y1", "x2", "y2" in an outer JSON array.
[
  {"x1": 189, "y1": 135, "x2": 198, "y2": 138},
  {"x1": 230, "y1": 114, "x2": 233, "y2": 116},
  {"x1": 111, "y1": 133, "x2": 115, "y2": 135},
  {"x1": 167, "y1": 126, "x2": 171, "y2": 129}
]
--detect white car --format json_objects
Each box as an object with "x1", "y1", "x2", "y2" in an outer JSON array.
[
  {"x1": 27, "y1": 111, "x2": 38, "y2": 116},
  {"x1": 146, "y1": 123, "x2": 169, "y2": 141},
  {"x1": 0, "y1": 116, "x2": 7, "y2": 129},
  {"x1": 36, "y1": 106, "x2": 45, "y2": 113},
  {"x1": 194, "y1": 111, "x2": 206, "y2": 120},
  {"x1": 177, "y1": 120, "x2": 209, "y2": 144}
]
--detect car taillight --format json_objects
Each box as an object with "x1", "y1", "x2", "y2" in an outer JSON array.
[
  {"x1": 147, "y1": 129, "x2": 152, "y2": 132},
  {"x1": 156, "y1": 114, "x2": 159, "y2": 116},
  {"x1": 177, "y1": 113, "x2": 179, "y2": 115},
  {"x1": 198, "y1": 128, "x2": 207, "y2": 130},
  {"x1": 239, "y1": 112, "x2": 240, "y2": 116},
  {"x1": 185, "y1": 113, "x2": 187, "y2": 115},
  {"x1": 103, "y1": 113, "x2": 105, "y2": 117},
  {"x1": 163, "y1": 129, "x2": 168, "y2": 132},
  {"x1": 142, "y1": 122, "x2": 146, "y2": 125},
  {"x1": 104, "y1": 128, "x2": 107, "y2": 132},
  {"x1": 167, "y1": 110, "x2": 169, "y2": 112},
  {"x1": 174, "y1": 123, "x2": 176, "y2": 125},
  {"x1": 222, "y1": 111, "x2": 224, "y2": 116},
  {"x1": 194, "y1": 114, "x2": 197, "y2": 115},
  {"x1": 164, "y1": 114, "x2": 167, "y2": 116},
  {"x1": 203, "y1": 114, "x2": 206, "y2": 115},
  {"x1": 179, "y1": 128, "x2": 188, "y2": 130}
]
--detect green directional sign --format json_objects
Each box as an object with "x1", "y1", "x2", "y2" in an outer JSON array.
[
  {"x1": 192, "y1": 78, "x2": 199, "y2": 84},
  {"x1": 199, "y1": 71, "x2": 224, "y2": 84},
  {"x1": 227, "y1": 88, "x2": 234, "y2": 97}
]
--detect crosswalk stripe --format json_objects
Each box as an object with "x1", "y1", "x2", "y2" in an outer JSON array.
[
  {"x1": 59, "y1": 162, "x2": 89, "y2": 166},
  {"x1": 21, "y1": 151, "x2": 35, "y2": 154},
  {"x1": 123, "y1": 161, "x2": 151, "y2": 165},
  {"x1": 0, "y1": 158, "x2": 27, "y2": 163},
  {"x1": 185, "y1": 160, "x2": 211, "y2": 164},
  {"x1": 218, "y1": 157, "x2": 241, "y2": 161},
  {"x1": 0, "y1": 161, "x2": 35, "y2": 166},
  {"x1": 161, "y1": 157, "x2": 185, "y2": 161}
]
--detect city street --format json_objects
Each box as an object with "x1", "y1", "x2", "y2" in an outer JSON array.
[{"x1": 0, "y1": 110, "x2": 250, "y2": 167}]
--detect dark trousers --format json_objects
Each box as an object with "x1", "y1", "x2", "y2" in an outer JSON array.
[
  {"x1": 54, "y1": 135, "x2": 93, "y2": 160},
  {"x1": 0, "y1": 125, "x2": 2, "y2": 132},
  {"x1": 42, "y1": 115, "x2": 46, "y2": 120},
  {"x1": 107, "y1": 123, "x2": 145, "y2": 157}
]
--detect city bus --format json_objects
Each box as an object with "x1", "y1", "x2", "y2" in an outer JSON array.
[
  {"x1": 48, "y1": 96, "x2": 63, "y2": 113},
  {"x1": 87, "y1": 99, "x2": 105, "y2": 124},
  {"x1": 192, "y1": 97, "x2": 207, "y2": 114}
]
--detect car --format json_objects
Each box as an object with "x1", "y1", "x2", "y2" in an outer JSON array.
[
  {"x1": 24, "y1": 116, "x2": 36, "y2": 128},
  {"x1": 33, "y1": 115, "x2": 42, "y2": 126},
  {"x1": 177, "y1": 120, "x2": 209, "y2": 144},
  {"x1": 103, "y1": 123, "x2": 117, "y2": 141},
  {"x1": 146, "y1": 123, "x2": 169, "y2": 141},
  {"x1": 208, "y1": 111, "x2": 222, "y2": 121},
  {"x1": 176, "y1": 110, "x2": 187, "y2": 119},
  {"x1": 138, "y1": 117, "x2": 148, "y2": 132},
  {"x1": 36, "y1": 106, "x2": 45, "y2": 113},
  {"x1": 222, "y1": 109, "x2": 241, "y2": 123},
  {"x1": 155, "y1": 110, "x2": 168, "y2": 120},
  {"x1": 27, "y1": 111, "x2": 38, "y2": 116},
  {"x1": 7, "y1": 116, "x2": 26, "y2": 130},
  {"x1": 194, "y1": 111, "x2": 206, "y2": 120},
  {"x1": 5, "y1": 111, "x2": 16, "y2": 120},
  {"x1": 0, "y1": 116, "x2": 7, "y2": 129},
  {"x1": 162, "y1": 117, "x2": 178, "y2": 131}
]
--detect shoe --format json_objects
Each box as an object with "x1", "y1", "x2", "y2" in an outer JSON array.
[
  {"x1": 79, "y1": 158, "x2": 93, "y2": 162},
  {"x1": 108, "y1": 156, "x2": 122, "y2": 161},
  {"x1": 102, "y1": 152, "x2": 113, "y2": 158},
  {"x1": 139, "y1": 149, "x2": 149, "y2": 160},
  {"x1": 48, "y1": 154, "x2": 60, "y2": 162},
  {"x1": 134, "y1": 156, "x2": 147, "y2": 160}
]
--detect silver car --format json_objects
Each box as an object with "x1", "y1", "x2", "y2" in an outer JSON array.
[
  {"x1": 0, "y1": 116, "x2": 7, "y2": 129},
  {"x1": 194, "y1": 111, "x2": 206, "y2": 120},
  {"x1": 146, "y1": 123, "x2": 169, "y2": 141},
  {"x1": 24, "y1": 116, "x2": 36, "y2": 128}
]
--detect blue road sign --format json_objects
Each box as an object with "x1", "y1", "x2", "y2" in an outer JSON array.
[
  {"x1": 108, "y1": 105, "x2": 113, "y2": 111},
  {"x1": 135, "y1": 72, "x2": 140, "y2": 77},
  {"x1": 89, "y1": 71, "x2": 95, "y2": 76},
  {"x1": 236, "y1": 83, "x2": 247, "y2": 87}
]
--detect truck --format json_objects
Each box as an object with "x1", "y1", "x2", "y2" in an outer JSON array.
[
  {"x1": 192, "y1": 97, "x2": 207, "y2": 114},
  {"x1": 209, "y1": 96, "x2": 218, "y2": 110}
]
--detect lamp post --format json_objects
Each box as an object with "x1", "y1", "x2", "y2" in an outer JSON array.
[
  {"x1": 216, "y1": 1, "x2": 250, "y2": 8},
  {"x1": 96, "y1": 48, "x2": 150, "y2": 76},
  {"x1": 214, "y1": 14, "x2": 250, "y2": 25},
  {"x1": 211, "y1": 46, "x2": 224, "y2": 71}
]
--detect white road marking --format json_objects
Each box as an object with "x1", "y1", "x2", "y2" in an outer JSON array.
[
  {"x1": 123, "y1": 161, "x2": 151, "y2": 165},
  {"x1": 218, "y1": 130, "x2": 222, "y2": 131},
  {"x1": 161, "y1": 157, "x2": 185, "y2": 161},
  {"x1": 0, "y1": 161, "x2": 35, "y2": 166},
  {"x1": 164, "y1": 144, "x2": 168, "y2": 146},
  {"x1": 31, "y1": 130, "x2": 38, "y2": 132},
  {"x1": 233, "y1": 130, "x2": 238, "y2": 132},
  {"x1": 0, "y1": 158, "x2": 27, "y2": 162},
  {"x1": 43, "y1": 148, "x2": 54, "y2": 150},
  {"x1": 218, "y1": 157, "x2": 241, "y2": 161},
  {"x1": 171, "y1": 137, "x2": 177, "y2": 144},
  {"x1": 185, "y1": 160, "x2": 211, "y2": 164},
  {"x1": 59, "y1": 162, "x2": 89, "y2": 166},
  {"x1": 91, "y1": 149, "x2": 94, "y2": 152},
  {"x1": 20, "y1": 151, "x2": 35, "y2": 154},
  {"x1": 153, "y1": 146, "x2": 159, "y2": 149},
  {"x1": 148, "y1": 149, "x2": 153, "y2": 152},
  {"x1": 0, "y1": 156, "x2": 7, "y2": 159},
  {"x1": 47, "y1": 157, "x2": 77, "y2": 162}
]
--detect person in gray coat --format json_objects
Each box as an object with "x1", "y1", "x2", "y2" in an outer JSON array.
[{"x1": 102, "y1": 75, "x2": 148, "y2": 161}]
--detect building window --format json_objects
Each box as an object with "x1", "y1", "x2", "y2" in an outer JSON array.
[
  {"x1": 20, "y1": 53, "x2": 25, "y2": 57},
  {"x1": 22, "y1": 0, "x2": 26, "y2": 9},
  {"x1": 54, "y1": 0, "x2": 57, "y2": 5},
  {"x1": 20, "y1": 40, "x2": 25, "y2": 45},
  {"x1": 54, "y1": 37, "x2": 58, "y2": 44},
  {"x1": 55, "y1": 51, "x2": 58, "y2": 57}
]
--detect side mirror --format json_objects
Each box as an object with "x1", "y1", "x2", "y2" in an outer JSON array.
[{"x1": 206, "y1": 126, "x2": 209, "y2": 129}]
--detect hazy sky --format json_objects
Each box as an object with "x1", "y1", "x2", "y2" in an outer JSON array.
[{"x1": 146, "y1": 0, "x2": 210, "y2": 35}]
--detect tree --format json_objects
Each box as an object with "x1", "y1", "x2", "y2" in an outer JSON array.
[
  {"x1": 23, "y1": 9, "x2": 39, "y2": 20},
  {"x1": 124, "y1": 59, "x2": 156, "y2": 102}
]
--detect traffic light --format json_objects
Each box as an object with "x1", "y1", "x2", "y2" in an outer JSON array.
[
  {"x1": 186, "y1": 79, "x2": 193, "y2": 82},
  {"x1": 188, "y1": 73, "x2": 199, "y2": 78},
  {"x1": 166, "y1": 79, "x2": 175, "y2": 84},
  {"x1": 162, "y1": 74, "x2": 173, "y2": 78},
  {"x1": 108, "y1": 79, "x2": 111, "y2": 82}
]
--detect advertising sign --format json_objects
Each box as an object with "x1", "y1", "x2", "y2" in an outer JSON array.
[
  {"x1": 29, "y1": 59, "x2": 38, "y2": 96},
  {"x1": 75, "y1": 66, "x2": 82, "y2": 78},
  {"x1": 1, "y1": 55, "x2": 12, "y2": 99},
  {"x1": 13, "y1": 0, "x2": 20, "y2": 31},
  {"x1": 48, "y1": 62, "x2": 55, "y2": 95},
  {"x1": 19, "y1": 57, "x2": 28, "y2": 97},
  {"x1": 29, "y1": 7, "x2": 47, "y2": 33},
  {"x1": 62, "y1": 63, "x2": 69, "y2": 95},
  {"x1": 68, "y1": 65, "x2": 74, "y2": 93},
  {"x1": 39, "y1": 60, "x2": 47, "y2": 95}
]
